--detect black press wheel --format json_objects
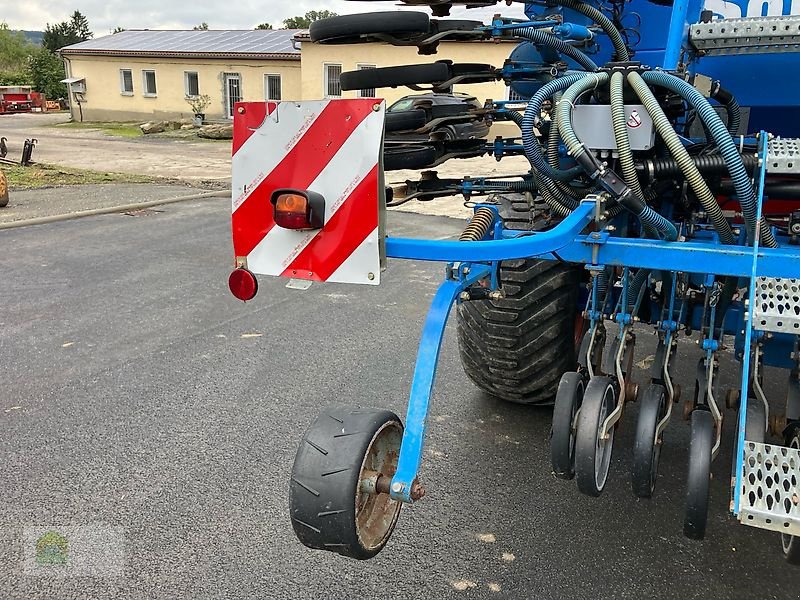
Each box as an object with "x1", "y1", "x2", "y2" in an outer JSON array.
[
  {"x1": 575, "y1": 376, "x2": 617, "y2": 497},
  {"x1": 631, "y1": 383, "x2": 667, "y2": 498},
  {"x1": 683, "y1": 408, "x2": 715, "y2": 540},
  {"x1": 290, "y1": 405, "x2": 404, "y2": 560},
  {"x1": 309, "y1": 12, "x2": 431, "y2": 44},
  {"x1": 781, "y1": 423, "x2": 800, "y2": 564},
  {"x1": 551, "y1": 372, "x2": 586, "y2": 480}
]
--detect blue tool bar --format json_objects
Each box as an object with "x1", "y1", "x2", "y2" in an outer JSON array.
[
  {"x1": 390, "y1": 263, "x2": 494, "y2": 503},
  {"x1": 386, "y1": 201, "x2": 595, "y2": 262},
  {"x1": 386, "y1": 210, "x2": 800, "y2": 281},
  {"x1": 556, "y1": 236, "x2": 800, "y2": 279}
]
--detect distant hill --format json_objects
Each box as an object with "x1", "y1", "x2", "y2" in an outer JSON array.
[{"x1": 18, "y1": 31, "x2": 44, "y2": 46}]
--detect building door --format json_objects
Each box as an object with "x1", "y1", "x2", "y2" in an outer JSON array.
[{"x1": 224, "y1": 73, "x2": 242, "y2": 118}]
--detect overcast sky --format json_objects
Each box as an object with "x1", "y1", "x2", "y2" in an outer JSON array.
[{"x1": 5, "y1": 1, "x2": 526, "y2": 33}]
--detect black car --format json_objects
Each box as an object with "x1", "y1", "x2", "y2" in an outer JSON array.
[
  {"x1": 386, "y1": 92, "x2": 490, "y2": 140},
  {"x1": 384, "y1": 93, "x2": 490, "y2": 170}
]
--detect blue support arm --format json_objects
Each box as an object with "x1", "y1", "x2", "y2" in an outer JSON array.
[{"x1": 390, "y1": 263, "x2": 494, "y2": 503}]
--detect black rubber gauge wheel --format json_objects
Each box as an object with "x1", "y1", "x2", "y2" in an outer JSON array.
[
  {"x1": 683, "y1": 408, "x2": 714, "y2": 540},
  {"x1": 551, "y1": 372, "x2": 586, "y2": 480},
  {"x1": 575, "y1": 376, "x2": 617, "y2": 497},
  {"x1": 309, "y1": 12, "x2": 430, "y2": 44},
  {"x1": 631, "y1": 383, "x2": 667, "y2": 498},
  {"x1": 290, "y1": 405, "x2": 404, "y2": 560}
]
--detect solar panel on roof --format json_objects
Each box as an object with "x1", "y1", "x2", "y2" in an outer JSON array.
[{"x1": 60, "y1": 29, "x2": 303, "y2": 56}]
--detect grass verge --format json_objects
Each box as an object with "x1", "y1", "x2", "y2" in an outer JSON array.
[
  {"x1": 1, "y1": 163, "x2": 155, "y2": 189},
  {"x1": 52, "y1": 121, "x2": 143, "y2": 138}
]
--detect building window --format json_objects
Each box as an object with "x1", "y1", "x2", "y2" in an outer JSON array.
[
  {"x1": 264, "y1": 74, "x2": 282, "y2": 101},
  {"x1": 142, "y1": 70, "x2": 157, "y2": 97},
  {"x1": 184, "y1": 71, "x2": 199, "y2": 97},
  {"x1": 357, "y1": 64, "x2": 376, "y2": 98},
  {"x1": 120, "y1": 69, "x2": 133, "y2": 95},
  {"x1": 324, "y1": 64, "x2": 342, "y2": 98}
]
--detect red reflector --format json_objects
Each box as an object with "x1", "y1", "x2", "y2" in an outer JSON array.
[{"x1": 229, "y1": 268, "x2": 258, "y2": 301}]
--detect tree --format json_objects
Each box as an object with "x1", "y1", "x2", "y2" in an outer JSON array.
[
  {"x1": 0, "y1": 22, "x2": 34, "y2": 85},
  {"x1": 255, "y1": 23, "x2": 273, "y2": 30},
  {"x1": 42, "y1": 11, "x2": 93, "y2": 53},
  {"x1": 283, "y1": 10, "x2": 337, "y2": 29},
  {"x1": 70, "y1": 10, "x2": 92, "y2": 40},
  {"x1": 27, "y1": 47, "x2": 67, "y2": 99},
  {"x1": 111, "y1": 27, "x2": 126, "y2": 34},
  {"x1": 193, "y1": 22, "x2": 209, "y2": 31}
]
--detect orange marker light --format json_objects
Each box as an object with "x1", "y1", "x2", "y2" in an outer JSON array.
[
  {"x1": 275, "y1": 193, "x2": 308, "y2": 214},
  {"x1": 271, "y1": 189, "x2": 326, "y2": 230}
]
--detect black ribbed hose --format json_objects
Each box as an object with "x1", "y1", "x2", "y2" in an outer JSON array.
[{"x1": 640, "y1": 153, "x2": 759, "y2": 180}]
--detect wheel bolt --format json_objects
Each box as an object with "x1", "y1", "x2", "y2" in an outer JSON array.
[{"x1": 391, "y1": 482, "x2": 403, "y2": 494}]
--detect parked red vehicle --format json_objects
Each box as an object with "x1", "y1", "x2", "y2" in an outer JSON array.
[{"x1": 0, "y1": 86, "x2": 33, "y2": 114}]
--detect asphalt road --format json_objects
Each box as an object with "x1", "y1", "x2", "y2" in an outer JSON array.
[{"x1": 0, "y1": 198, "x2": 797, "y2": 599}]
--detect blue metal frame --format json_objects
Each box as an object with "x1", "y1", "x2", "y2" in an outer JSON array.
[
  {"x1": 732, "y1": 133, "x2": 770, "y2": 516},
  {"x1": 385, "y1": 131, "x2": 793, "y2": 504},
  {"x1": 390, "y1": 262, "x2": 494, "y2": 503},
  {"x1": 387, "y1": 210, "x2": 800, "y2": 280}
]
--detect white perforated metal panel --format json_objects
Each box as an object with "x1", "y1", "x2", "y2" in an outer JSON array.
[
  {"x1": 753, "y1": 277, "x2": 800, "y2": 333},
  {"x1": 767, "y1": 138, "x2": 800, "y2": 174},
  {"x1": 739, "y1": 442, "x2": 800, "y2": 536},
  {"x1": 690, "y1": 15, "x2": 800, "y2": 55}
]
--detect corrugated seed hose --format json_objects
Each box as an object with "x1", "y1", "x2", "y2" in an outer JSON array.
[
  {"x1": 521, "y1": 74, "x2": 588, "y2": 182},
  {"x1": 640, "y1": 70, "x2": 776, "y2": 248},
  {"x1": 508, "y1": 108, "x2": 579, "y2": 214},
  {"x1": 627, "y1": 71, "x2": 736, "y2": 245},
  {"x1": 609, "y1": 72, "x2": 646, "y2": 201},
  {"x1": 557, "y1": 72, "x2": 677, "y2": 241}
]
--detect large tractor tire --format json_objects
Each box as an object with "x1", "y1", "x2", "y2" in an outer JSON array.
[{"x1": 456, "y1": 193, "x2": 581, "y2": 405}]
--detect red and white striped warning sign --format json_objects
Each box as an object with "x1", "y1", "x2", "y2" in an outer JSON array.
[{"x1": 231, "y1": 99, "x2": 386, "y2": 285}]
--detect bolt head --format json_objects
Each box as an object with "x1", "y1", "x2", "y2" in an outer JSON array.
[
  {"x1": 391, "y1": 482, "x2": 403, "y2": 494},
  {"x1": 237, "y1": 106, "x2": 245, "y2": 114}
]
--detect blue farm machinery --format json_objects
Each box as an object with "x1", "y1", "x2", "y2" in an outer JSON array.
[{"x1": 228, "y1": 0, "x2": 800, "y2": 563}]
